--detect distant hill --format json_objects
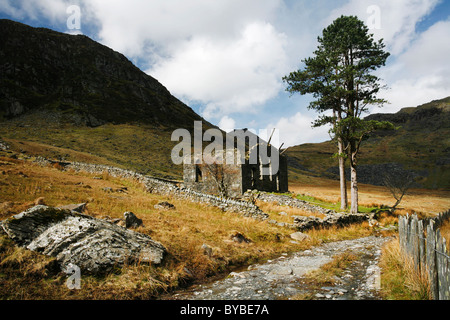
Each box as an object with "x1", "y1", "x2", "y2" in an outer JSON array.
[
  {"x1": 0, "y1": 19, "x2": 215, "y2": 179},
  {"x1": 285, "y1": 97, "x2": 450, "y2": 189}
]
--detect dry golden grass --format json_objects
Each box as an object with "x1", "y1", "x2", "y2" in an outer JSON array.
[
  {"x1": 290, "y1": 176, "x2": 450, "y2": 216},
  {"x1": 305, "y1": 251, "x2": 360, "y2": 287},
  {"x1": 438, "y1": 220, "x2": 450, "y2": 249},
  {"x1": 379, "y1": 238, "x2": 431, "y2": 300},
  {"x1": 0, "y1": 156, "x2": 332, "y2": 299},
  {"x1": 2, "y1": 155, "x2": 440, "y2": 299},
  {"x1": 255, "y1": 200, "x2": 326, "y2": 224}
]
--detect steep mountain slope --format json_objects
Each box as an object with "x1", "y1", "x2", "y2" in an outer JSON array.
[
  {"x1": 0, "y1": 19, "x2": 214, "y2": 179},
  {"x1": 286, "y1": 97, "x2": 450, "y2": 189}
]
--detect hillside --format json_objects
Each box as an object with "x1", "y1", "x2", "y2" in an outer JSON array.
[
  {"x1": 286, "y1": 97, "x2": 450, "y2": 189},
  {"x1": 0, "y1": 19, "x2": 214, "y2": 179}
]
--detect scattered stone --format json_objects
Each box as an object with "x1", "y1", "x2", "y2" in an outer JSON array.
[
  {"x1": 369, "y1": 219, "x2": 379, "y2": 228},
  {"x1": 279, "y1": 211, "x2": 287, "y2": 216},
  {"x1": 230, "y1": 232, "x2": 251, "y2": 244},
  {"x1": 290, "y1": 232, "x2": 310, "y2": 242},
  {"x1": 154, "y1": 201, "x2": 176, "y2": 210},
  {"x1": 115, "y1": 187, "x2": 128, "y2": 193},
  {"x1": 0, "y1": 205, "x2": 166, "y2": 274},
  {"x1": 169, "y1": 236, "x2": 388, "y2": 301},
  {"x1": 124, "y1": 211, "x2": 143, "y2": 229},
  {"x1": 202, "y1": 244, "x2": 213, "y2": 257},
  {"x1": 269, "y1": 266, "x2": 293, "y2": 275},
  {"x1": 102, "y1": 187, "x2": 113, "y2": 192},
  {"x1": 0, "y1": 140, "x2": 10, "y2": 151}
]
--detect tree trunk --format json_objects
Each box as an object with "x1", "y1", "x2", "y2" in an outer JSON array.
[
  {"x1": 349, "y1": 151, "x2": 358, "y2": 214},
  {"x1": 335, "y1": 109, "x2": 347, "y2": 211},
  {"x1": 338, "y1": 138, "x2": 348, "y2": 211}
]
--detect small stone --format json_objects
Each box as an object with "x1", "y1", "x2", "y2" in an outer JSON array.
[
  {"x1": 230, "y1": 232, "x2": 251, "y2": 243},
  {"x1": 315, "y1": 293, "x2": 325, "y2": 298},
  {"x1": 34, "y1": 197, "x2": 45, "y2": 205},
  {"x1": 154, "y1": 201, "x2": 176, "y2": 210},
  {"x1": 202, "y1": 243, "x2": 213, "y2": 257},
  {"x1": 269, "y1": 266, "x2": 293, "y2": 275},
  {"x1": 290, "y1": 232, "x2": 310, "y2": 242},
  {"x1": 124, "y1": 211, "x2": 143, "y2": 229}
]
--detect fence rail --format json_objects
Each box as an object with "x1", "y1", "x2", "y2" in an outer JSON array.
[{"x1": 398, "y1": 210, "x2": 450, "y2": 300}]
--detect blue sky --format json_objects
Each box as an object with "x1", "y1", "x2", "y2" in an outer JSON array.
[{"x1": 1, "y1": 0, "x2": 449, "y2": 147}]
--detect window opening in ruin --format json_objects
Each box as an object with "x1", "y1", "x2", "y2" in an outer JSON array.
[{"x1": 195, "y1": 165, "x2": 203, "y2": 182}]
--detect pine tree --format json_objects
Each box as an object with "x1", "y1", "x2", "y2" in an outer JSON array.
[{"x1": 283, "y1": 15, "x2": 393, "y2": 213}]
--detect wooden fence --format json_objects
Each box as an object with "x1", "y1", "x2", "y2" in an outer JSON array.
[{"x1": 398, "y1": 210, "x2": 450, "y2": 300}]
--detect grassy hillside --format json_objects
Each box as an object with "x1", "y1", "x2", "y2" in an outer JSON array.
[
  {"x1": 0, "y1": 19, "x2": 218, "y2": 180},
  {"x1": 0, "y1": 19, "x2": 206, "y2": 128},
  {"x1": 286, "y1": 97, "x2": 450, "y2": 189},
  {"x1": 0, "y1": 115, "x2": 182, "y2": 179},
  {"x1": 0, "y1": 153, "x2": 383, "y2": 299}
]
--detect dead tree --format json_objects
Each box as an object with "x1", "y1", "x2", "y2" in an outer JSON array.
[
  {"x1": 382, "y1": 168, "x2": 415, "y2": 212},
  {"x1": 200, "y1": 154, "x2": 238, "y2": 198}
]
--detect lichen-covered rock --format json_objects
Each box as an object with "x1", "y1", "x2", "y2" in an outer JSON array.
[
  {"x1": 0, "y1": 205, "x2": 166, "y2": 274},
  {"x1": 293, "y1": 212, "x2": 368, "y2": 231}
]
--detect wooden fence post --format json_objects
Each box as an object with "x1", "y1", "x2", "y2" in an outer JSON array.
[
  {"x1": 399, "y1": 211, "x2": 450, "y2": 300},
  {"x1": 426, "y1": 220, "x2": 438, "y2": 300},
  {"x1": 406, "y1": 214, "x2": 412, "y2": 256},
  {"x1": 399, "y1": 215, "x2": 405, "y2": 251},
  {"x1": 418, "y1": 220, "x2": 425, "y2": 272},
  {"x1": 437, "y1": 234, "x2": 449, "y2": 300},
  {"x1": 436, "y1": 230, "x2": 446, "y2": 300},
  {"x1": 411, "y1": 215, "x2": 419, "y2": 269}
]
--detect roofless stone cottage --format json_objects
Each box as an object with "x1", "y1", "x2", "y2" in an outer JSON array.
[{"x1": 182, "y1": 129, "x2": 288, "y2": 198}]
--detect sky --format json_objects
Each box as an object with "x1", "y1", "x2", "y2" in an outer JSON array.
[{"x1": 1, "y1": 0, "x2": 449, "y2": 148}]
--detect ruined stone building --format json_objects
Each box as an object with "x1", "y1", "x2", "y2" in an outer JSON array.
[{"x1": 182, "y1": 129, "x2": 288, "y2": 198}]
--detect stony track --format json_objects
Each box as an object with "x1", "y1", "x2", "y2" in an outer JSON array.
[{"x1": 167, "y1": 236, "x2": 389, "y2": 300}]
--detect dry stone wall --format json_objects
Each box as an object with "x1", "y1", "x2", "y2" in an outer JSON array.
[
  {"x1": 33, "y1": 157, "x2": 370, "y2": 229},
  {"x1": 249, "y1": 191, "x2": 369, "y2": 231},
  {"x1": 33, "y1": 157, "x2": 268, "y2": 220}
]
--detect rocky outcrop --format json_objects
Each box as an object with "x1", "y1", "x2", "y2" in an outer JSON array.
[
  {"x1": 293, "y1": 212, "x2": 368, "y2": 232},
  {"x1": 0, "y1": 205, "x2": 166, "y2": 274},
  {"x1": 255, "y1": 191, "x2": 369, "y2": 231},
  {"x1": 0, "y1": 19, "x2": 206, "y2": 128}
]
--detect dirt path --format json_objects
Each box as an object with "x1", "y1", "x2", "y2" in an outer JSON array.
[{"x1": 166, "y1": 236, "x2": 389, "y2": 300}]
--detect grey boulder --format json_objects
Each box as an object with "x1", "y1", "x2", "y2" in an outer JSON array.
[{"x1": 0, "y1": 205, "x2": 166, "y2": 274}]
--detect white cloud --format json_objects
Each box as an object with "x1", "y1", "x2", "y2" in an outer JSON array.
[
  {"x1": 268, "y1": 112, "x2": 331, "y2": 148},
  {"x1": 326, "y1": 0, "x2": 440, "y2": 55},
  {"x1": 0, "y1": 0, "x2": 71, "y2": 23},
  {"x1": 218, "y1": 116, "x2": 236, "y2": 133},
  {"x1": 376, "y1": 19, "x2": 450, "y2": 112},
  {"x1": 1, "y1": 0, "x2": 449, "y2": 146},
  {"x1": 85, "y1": 0, "x2": 282, "y2": 58},
  {"x1": 148, "y1": 22, "x2": 288, "y2": 119},
  {"x1": 74, "y1": 0, "x2": 289, "y2": 121}
]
